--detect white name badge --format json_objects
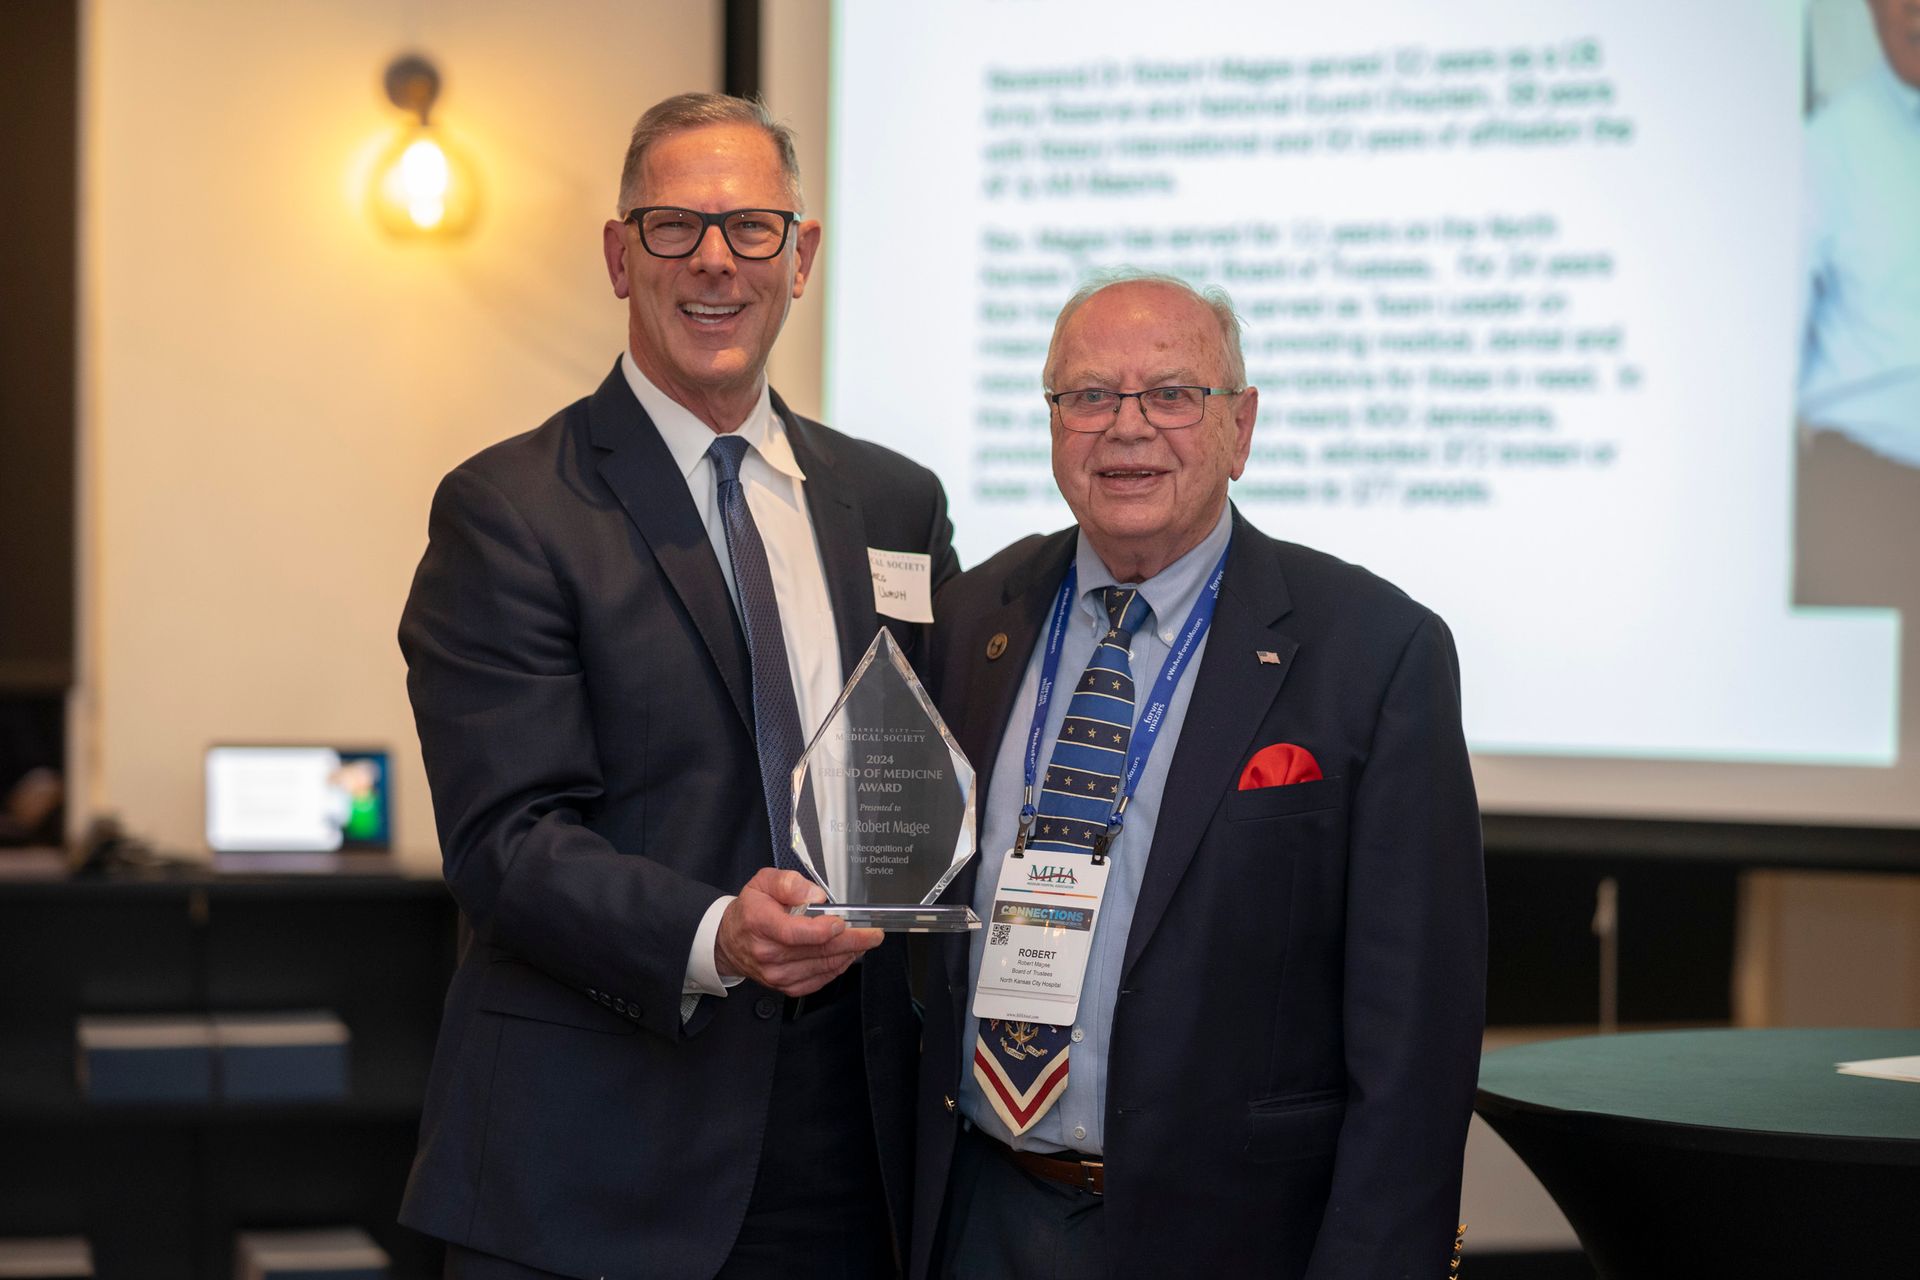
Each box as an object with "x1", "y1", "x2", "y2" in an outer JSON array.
[
  {"x1": 971, "y1": 849, "x2": 1111, "y2": 1026},
  {"x1": 868, "y1": 548, "x2": 934, "y2": 623}
]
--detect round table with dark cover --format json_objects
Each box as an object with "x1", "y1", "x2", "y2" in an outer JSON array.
[{"x1": 1476, "y1": 1028, "x2": 1920, "y2": 1280}]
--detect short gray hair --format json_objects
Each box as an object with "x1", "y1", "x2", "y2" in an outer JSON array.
[
  {"x1": 617, "y1": 92, "x2": 804, "y2": 214},
  {"x1": 1043, "y1": 270, "x2": 1247, "y2": 392}
]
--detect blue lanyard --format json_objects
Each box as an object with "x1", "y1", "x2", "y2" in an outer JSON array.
[{"x1": 1015, "y1": 544, "x2": 1229, "y2": 862}]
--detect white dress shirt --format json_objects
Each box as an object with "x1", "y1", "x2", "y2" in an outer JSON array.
[{"x1": 618, "y1": 353, "x2": 845, "y2": 1005}]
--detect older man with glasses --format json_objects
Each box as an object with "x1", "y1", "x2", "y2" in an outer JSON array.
[
  {"x1": 398, "y1": 92, "x2": 956, "y2": 1279},
  {"x1": 910, "y1": 273, "x2": 1485, "y2": 1280}
]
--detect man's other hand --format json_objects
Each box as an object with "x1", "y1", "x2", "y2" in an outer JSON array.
[{"x1": 714, "y1": 868, "x2": 883, "y2": 996}]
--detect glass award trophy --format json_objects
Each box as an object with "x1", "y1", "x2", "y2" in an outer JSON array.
[{"x1": 791, "y1": 629, "x2": 980, "y2": 931}]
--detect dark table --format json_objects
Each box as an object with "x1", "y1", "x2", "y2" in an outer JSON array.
[{"x1": 1476, "y1": 1029, "x2": 1920, "y2": 1279}]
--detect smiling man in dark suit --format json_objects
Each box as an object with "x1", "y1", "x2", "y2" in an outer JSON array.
[
  {"x1": 911, "y1": 274, "x2": 1484, "y2": 1279},
  {"x1": 397, "y1": 93, "x2": 956, "y2": 1279}
]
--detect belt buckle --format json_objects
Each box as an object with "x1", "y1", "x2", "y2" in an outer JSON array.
[{"x1": 1075, "y1": 1158, "x2": 1104, "y2": 1195}]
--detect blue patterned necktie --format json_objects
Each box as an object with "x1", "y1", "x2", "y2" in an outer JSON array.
[
  {"x1": 708, "y1": 435, "x2": 805, "y2": 873},
  {"x1": 974, "y1": 585, "x2": 1152, "y2": 1138}
]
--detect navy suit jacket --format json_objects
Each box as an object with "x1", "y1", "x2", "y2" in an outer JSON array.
[
  {"x1": 911, "y1": 509, "x2": 1485, "y2": 1279},
  {"x1": 398, "y1": 364, "x2": 957, "y2": 1278}
]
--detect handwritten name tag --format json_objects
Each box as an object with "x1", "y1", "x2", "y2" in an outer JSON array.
[{"x1": 868, "y1": 548, "x2": 934, "y2": 623}]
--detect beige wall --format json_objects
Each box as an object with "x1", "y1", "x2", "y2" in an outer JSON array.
[
  {"x1": 77, "y1": 0, "x2": 720, "y2": 867},
  {"x1": 1737, "y1": 871, "x2": 1920, "y2": 1027}
]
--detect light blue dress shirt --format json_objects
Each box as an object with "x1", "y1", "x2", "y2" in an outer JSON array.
[
  {"x1": 1800, "y1": 59, "x2": 1920, "y2": 466},
  {"x1": 959, "y1": 503, "x2": 1233, "y2": 1155}
]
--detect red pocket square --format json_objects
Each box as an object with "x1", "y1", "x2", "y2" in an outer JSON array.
[{"x1": 1237, "y1": 743, "x2": 1323, "y2": 790}]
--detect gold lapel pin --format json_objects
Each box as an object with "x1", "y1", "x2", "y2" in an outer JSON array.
[
  {"x1": 1256, "y1": 650, "x2": 1281, "y2": 665},
  {"x1": 986, "y1": 633, "x2": 1009, "y2": 660}
]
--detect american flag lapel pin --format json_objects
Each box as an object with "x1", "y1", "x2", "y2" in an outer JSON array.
[{"x1": 1256, "y1": 650, "x2": 1281, "y2": 665}]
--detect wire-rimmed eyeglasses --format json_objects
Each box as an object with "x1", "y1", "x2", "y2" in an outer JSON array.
[{"x1": 1047, "y1": 385, "x2": 1239, "y2": 431}]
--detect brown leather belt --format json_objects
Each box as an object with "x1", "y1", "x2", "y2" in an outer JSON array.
[{"x1": 989, "y1": 1135, "x2": 1105, "y2": 1195}]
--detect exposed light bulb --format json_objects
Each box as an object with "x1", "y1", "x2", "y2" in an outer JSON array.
[
  {"x1": 371, "y1": 123, "x2": 478, "y2": 238},
  {"x1": 400, "y1": 137, "x2": 450, "y2": 228},
  {"x1": 368, "y1": 54, "x2": 479, "y2": 240}
]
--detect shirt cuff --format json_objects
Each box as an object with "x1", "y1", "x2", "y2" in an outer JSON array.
[{"x1": 683, "y1": 895, "x2": 742, "y2": 997}]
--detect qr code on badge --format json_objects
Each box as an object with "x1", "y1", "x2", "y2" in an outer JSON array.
[{"x1": 989, "y1": 923, "x2": 1012, "y2": 946}]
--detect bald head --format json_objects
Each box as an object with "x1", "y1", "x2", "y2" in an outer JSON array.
[{"x1": 1045, "y1": 272, "x2": 1247, "y2": 393}]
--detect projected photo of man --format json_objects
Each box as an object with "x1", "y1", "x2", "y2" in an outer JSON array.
[{"x1": 1795, "y1": 0, "x2": 1920, "y2": 612}]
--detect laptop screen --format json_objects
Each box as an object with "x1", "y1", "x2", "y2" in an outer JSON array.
[{"x1": 205, "y1": 745, "x2": 391, "y2": 855}]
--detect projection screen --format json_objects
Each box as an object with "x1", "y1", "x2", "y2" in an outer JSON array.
[{"x1": 764, "y1": 0, "x2": 1920, "y2": 831}]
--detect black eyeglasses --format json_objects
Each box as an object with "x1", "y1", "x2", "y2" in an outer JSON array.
[
  {"x1": 1047, "y1": 385, "x2": 1239, "y2": 431},
  {"x1": 624, "y1": 206, "x2": 796, "y2": 260}
]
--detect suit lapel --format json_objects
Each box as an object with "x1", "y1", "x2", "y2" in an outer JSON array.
[
  {"x1": 586, "y1": 365, "x2": 753, "y2": 730},
  {"x1": 1122, "y1": 512, "x2": 1299, "y2": 979},
  {"x1": 780, "y1": 394, "x2": 873, "y2": 684},
  {"x1": 943, "y1": 531, "x2": 1077, "y2": 992}
]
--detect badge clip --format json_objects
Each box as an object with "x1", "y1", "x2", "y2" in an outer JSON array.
[
  {"x1": 1012, "y1": 786, "x2": 1035, "y2": 858},
  {"x1": 1090, "y1": 797, "x2": 1129, "y2": 865}
]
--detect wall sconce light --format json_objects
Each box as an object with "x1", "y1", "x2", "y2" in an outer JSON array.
[{"x1": 370, "y1": 54, "x2": 479, "y2": 239}]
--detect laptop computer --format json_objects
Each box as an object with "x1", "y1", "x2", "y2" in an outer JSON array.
[{"x1": 205, "y1": 744, "x2": 394, "y2": 873}]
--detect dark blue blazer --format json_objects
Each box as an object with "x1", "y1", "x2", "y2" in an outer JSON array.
[
  {"x1": 911, "y1": 509, "x2": 1485, "y2": 1279},
  {"x1": 398, "y1": 364, "x2": 957, "y2": 1278}
]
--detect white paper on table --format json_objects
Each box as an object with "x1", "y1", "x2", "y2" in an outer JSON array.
[{"x1": 1834, "y1": 1055, "x2": 1920, "y2": 1084}]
